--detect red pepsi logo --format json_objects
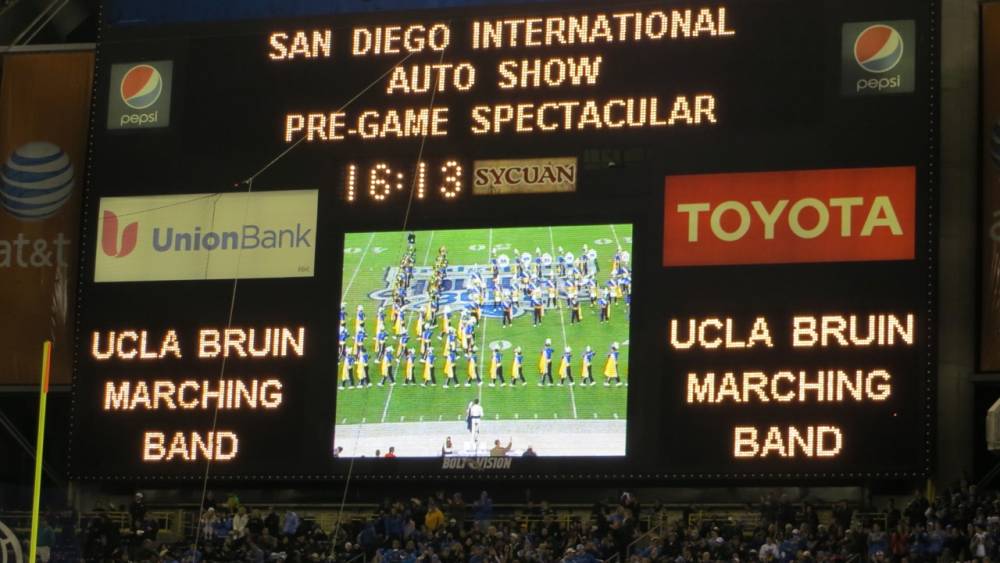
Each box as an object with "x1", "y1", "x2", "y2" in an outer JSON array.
[
  {"x1": 120, "y1": 64, "x2": 163, "y2": 110},
  {"x1": 854, "y1": 24, "x2": 904, "y2": 73}
]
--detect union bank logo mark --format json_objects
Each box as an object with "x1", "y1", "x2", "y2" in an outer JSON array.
[{"x1": 101, "y1": 210, "x2": 138, "y2": 258}]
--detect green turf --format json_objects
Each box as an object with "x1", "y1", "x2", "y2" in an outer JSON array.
[{"x1": 336, "y1": 224, "x2": 631, "y2": 425}]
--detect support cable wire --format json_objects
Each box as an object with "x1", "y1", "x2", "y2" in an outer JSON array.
[{"x1": 184, "y1": 45, "x2": 439, "y2": 559}]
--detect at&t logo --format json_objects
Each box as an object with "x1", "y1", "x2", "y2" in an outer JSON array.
[{"x1": 0, "y1": 142, "x2": 74, "y2": 269}]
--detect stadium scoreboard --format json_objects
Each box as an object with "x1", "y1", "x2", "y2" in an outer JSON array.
[{"x1": 71, "y1": 0, "x2": 937, "y2": 480}]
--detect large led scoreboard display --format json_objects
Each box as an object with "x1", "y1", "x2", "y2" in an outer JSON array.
[{"x1": 71, "y1": 0, "x2": 938, "y2": 480}]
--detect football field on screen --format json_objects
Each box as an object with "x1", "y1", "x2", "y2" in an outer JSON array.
[{"x1": 334, "y1": 224, "x2": 631, "y2": 458}]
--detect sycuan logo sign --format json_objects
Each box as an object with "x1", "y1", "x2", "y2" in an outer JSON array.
[{"x1": 94, "y1": 190, "x2": 318, "y2": 282}]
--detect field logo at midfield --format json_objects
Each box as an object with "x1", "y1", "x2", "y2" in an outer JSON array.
[
  {"x1": 368, "y1": 265, "x2": 528, "y2": 319},
  {"x1": 841, "y1": 20, "x2": 914, "y2": 95}
]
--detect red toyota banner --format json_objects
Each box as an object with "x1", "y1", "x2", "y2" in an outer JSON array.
[
  {"x1": 663, "y1": 167, "x2": 916, "y2": 267},
  {"x1": 0, "y1": 51, "x2": 93, "y2": 385}
]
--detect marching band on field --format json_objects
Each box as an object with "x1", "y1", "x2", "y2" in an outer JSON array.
[{"x1": 338, "y1": 242, "x2": 630, "y2": 390}]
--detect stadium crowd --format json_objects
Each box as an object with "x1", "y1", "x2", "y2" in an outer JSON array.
[{"x1": 21, "y1": 482, "x2": 1000, "y2": 562}]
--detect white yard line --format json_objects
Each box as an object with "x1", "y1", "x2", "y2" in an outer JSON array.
[
  {"x1": 609, "y1": 224, "x2": 621, "y2": 248},
  {"x1": 343, "y1": 232, "x2": 376, "y2": 297},
  {"x1": 549, "y1": 227, "x2": 577, "y2": 419},
  {"x1": 421, "y1": 231, "x2": 436, "y2": 266},
  {"x1": 379, "y1": 380, "x2": 395, "y2": 422},
  {"x1": 478, "y1": 228, "x2": 492, "y2": 406}
]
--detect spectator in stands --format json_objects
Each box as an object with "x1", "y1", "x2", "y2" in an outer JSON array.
[
  {"x1": 473, "y1": 491, "x2": 494, "y2": 529},
  {"x1": 802, "y1": 503, "x2": 820, "y2": 532},
  {"x1": 199, "y1": 507, "x2": 218, "y2": 540},
  {"x1": 247, "y1": 507, "x2": 264, "y2": 537},
  {"x1": 334, "y1": 446, "x2": 344, "y2": 457},
  {"x1": 385, "y1": 446, "x2": 397, "y2": 458},
  {"x1": 357, "y1": 521, "x2": 378, "y2": 558},
  {"x1": 780, "y1": 528, "x2": 803, "y2": 560},
  {"x1": 264, "y1": 506, "x2": 281, "y2": 537},
  {"x1": 447, "y1": 492, "x2": 466, "y2": 525},
  {"x1": 971, "y1": 524, "x2": 989, "y2": 559},
  {"x1": 523, "y1": 445, "x2": 538, "y2": 457},
  {"x1": 906, "y1": 489, "x2": 930, "y2": 526},
  {"x1": 409, "y1": 497, "x2": 427, "y2": 529},
  {"x1": 181, "y1": 542, "x2": 202, "y2": 563},
  {"x1": 35, "y1": 515, "x2": 55, "y2": 563},
  {"x1": 62, "y1": 483, "x2": 1000, "y2": 563},
  {"x1": 927, "y1": 520, "x2": 946, "y2": 558},
  {"x1": 760, "y1": 493, "x2": 778, "y2": 526},
  {"x1": 759, "y1": 536, "x2": 779, "y2": 560},
  {"x1": 202, "y1": 491, "x2": 217, "y2": 511},
  {"x1": 832, "y1": 500, "x2": 853, "y2": 530},
  {"x1": 225, "y1": 491, "x2": 241, "y2": 513},
  {"x1": 232, "y1": 506, "x2": 249, "y2": 539},
  {"x1": 129, "y1": 492, "x2": 146, "y2": 529},
  {"x1": 382, "y1": 505, "x2": 405, "y2": 541},
  {"x1": 283, "y1": 509, "x2": 300, "y2": 537},
  {"x1": 867, "y1": 522, "x2": 888, "y2": 557},
  {"x1": 259, "y1": 527, "x2": 278, "y2": 551},
  {"x1": 775, "y1": 494, "x2": 795, "y2": 529},
  {"x1": 885, "y1": 497, "x2": 902, "y2": 530},
  {"x1": 621, "y1": 492, "x2": 641, "y2": 522},
  {"x1": 425, "y1": 501, "x2": 445, "y2": 533},
  {"x1": 490, "y1": 438, "x2": 512, "y2": 457},
  {"x1": 212, "y1": 508, "x2": 231, "y2": 539}
]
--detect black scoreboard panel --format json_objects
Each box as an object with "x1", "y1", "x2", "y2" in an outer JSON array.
[{"x1": 70, "y1": 0, "x2": 937, "y2": 479}]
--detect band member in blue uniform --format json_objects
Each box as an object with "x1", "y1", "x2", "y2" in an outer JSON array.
[
  {"x1": 378, "y1": 347, "x2": 396, "y2": 386},
  {"x1": 538, "y1": 338, "x2": 554, "y2": 386},
  {"x1": 489, "y1": 345, "x2": 505, "y2": 387},
  {"x1": 338, "y1": 324, "x2": 349, "y2": 359},
  {"x1": 512, "y1": 346, "x2": 527, "y2": 385},
  {"x1": 582, "y1": 345, "x2": 596, "y2": 385},
  {"x1": 558, "y1": 346, "x2": 574, "y2": 386},
  {"x1": 375, "y1": 327, "x2": 387, "y2": 358}
]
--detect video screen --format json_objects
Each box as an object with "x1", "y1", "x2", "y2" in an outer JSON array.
[{"x1": 334, "y1": 224, "x2": 632, "y2": 458}]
